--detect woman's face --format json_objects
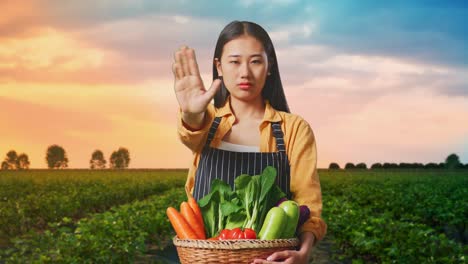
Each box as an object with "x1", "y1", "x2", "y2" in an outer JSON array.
[{"x1": 216, "y1": 35, "x2": 269, "y2": 102}]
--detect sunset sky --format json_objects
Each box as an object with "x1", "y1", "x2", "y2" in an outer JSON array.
[{"x1": 1, "y1": 0, "x2": 467, "y2": 168}]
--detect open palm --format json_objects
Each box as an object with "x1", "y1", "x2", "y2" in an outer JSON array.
[{"x1": 172, "y1": 46, "x2": 221, "y2": 114}]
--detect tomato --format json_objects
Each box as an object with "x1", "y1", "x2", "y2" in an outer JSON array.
[
  {"x1": 219, "y1": 229, "x2": 231, "y2": 240},
  {"x1": 217, "y1": 228, "x2": 257, "y2": 240},
  {"x1": 243, "y1": 228, "x2": 257, "y2": 239},
  {"x1": 228, "y1": 228, "x2": 243, "y2": 239}
]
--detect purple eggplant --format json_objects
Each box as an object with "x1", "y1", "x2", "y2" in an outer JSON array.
[
  {"x1": 297, "y1": 205, "x2": 310, "y2": 229},
  {"x1": 275, "y1": 197, "x2": 288, "y2": 207}
]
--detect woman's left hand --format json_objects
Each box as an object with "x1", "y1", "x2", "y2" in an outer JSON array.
[{"x1": 250, "y1": 249, "x2": 309, "y2": 264}]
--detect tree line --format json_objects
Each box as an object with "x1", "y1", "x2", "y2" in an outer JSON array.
[
  {"x1": 328, "y1": 153, "x2": 468, "y2": 170},
  {"x1": 1, "y1": 145, "x2": 130, "y2": 170}
]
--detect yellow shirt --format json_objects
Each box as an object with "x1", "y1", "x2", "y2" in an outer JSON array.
[{"x1": 178, "y1": 98, "x2": 327, "y2": 242}]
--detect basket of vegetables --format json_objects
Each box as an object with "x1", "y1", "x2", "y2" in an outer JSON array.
[{"x1": 166, "y1": 167, "x2": 311, "y2": 264}]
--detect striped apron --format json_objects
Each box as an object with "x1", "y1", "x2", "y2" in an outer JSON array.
[{"x1": 193, "y1": 116, "x2": 291, "y2": 201}]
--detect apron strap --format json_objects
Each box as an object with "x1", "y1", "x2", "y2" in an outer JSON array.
[
  {"x1": 205, "y1": 116, "x2": 222, "y2": 147},
  {"x1": 271, "y1": 122, "x2": 286, "y2": 152}
]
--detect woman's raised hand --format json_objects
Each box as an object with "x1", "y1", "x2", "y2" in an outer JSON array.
[{"x1": 172, "y1": 46, "x2": 222, "y2": 116}]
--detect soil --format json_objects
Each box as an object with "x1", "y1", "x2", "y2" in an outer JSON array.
[{"x1": 136, "y1": 235, "x2": 349, "y2": 264}]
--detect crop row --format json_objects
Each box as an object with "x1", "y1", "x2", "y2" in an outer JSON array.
[
  {"x1": 0, "y1": 170, "x2": 186, "y2": 241},
  {"x1": 0, "y1": 187, "x2": 185, "y2": 263},
  {"x1": 320, "y1": 170, "x2": 467, "y2": 263}
]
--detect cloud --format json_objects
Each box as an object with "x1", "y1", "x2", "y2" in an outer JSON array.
[
  {"x1": 311, "y1": 89, "x2": 468, "y2": 167},
  {"x1": 302, "y1": 1, "x2": 468, "y2": 67},
  {"x1": 275, "y1": 44, "x2": 468, "y2": 99},
  {"x1": 0, "y1": 14, "x2": 225, "y2": 85}
]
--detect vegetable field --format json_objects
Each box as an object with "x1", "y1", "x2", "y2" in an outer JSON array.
[
  {"x1": 0, "y1": 169, "x2": 466, "y2": 263},
  {"x1": 320, "y1": 169, "x2": 467, "y2": 263}
]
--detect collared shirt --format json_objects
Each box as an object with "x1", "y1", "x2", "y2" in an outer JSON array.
[{"x1": 177, "y1": 98, "x2": 327, "y2": 242}]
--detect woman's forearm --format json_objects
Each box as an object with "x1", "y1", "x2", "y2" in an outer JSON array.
[{"x1": 299, "y1": 231, "x2": 316, "y2": 260}]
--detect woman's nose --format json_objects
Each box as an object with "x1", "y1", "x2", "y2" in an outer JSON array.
[{"x1": 239, "y1": 62, "x2": 251, "y2": 77}]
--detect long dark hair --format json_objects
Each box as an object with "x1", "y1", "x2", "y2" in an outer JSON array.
[{"x1": 212, "y1": 21, "x2": 290, "y2": 113}]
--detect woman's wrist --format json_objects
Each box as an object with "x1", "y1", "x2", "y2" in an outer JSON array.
[
  {"x1": 182, "y1": 111, "x2": 205, "y2": 131},
  {"x1": 299, "y1": 232, "x2": 316, "y2": 256}
]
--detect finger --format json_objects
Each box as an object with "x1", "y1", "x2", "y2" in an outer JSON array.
[
  {"x1": 172, "y1": 62, "x2": 183, "y2": 80},
  {"x1": 180, "y1": 46, "x2": 191, "y2": 77},
  {"x1": 187, "y1": 48, "x2": 200, "y2": 76},
  {"x1": 266, "y1": 250, "x2": 291, "y2": 261},
  {"x1": 173, "y1": 47, "x2": 184, "y2": 63},
  {"x1": 175, "y1": 51, "x2": 187, "y2": 78},
  {"x1": 203, "y1": 78, "x2": 222, "y2": 100}
]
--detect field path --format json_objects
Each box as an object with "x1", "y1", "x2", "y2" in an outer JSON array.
[{"x1": 137, "y1": 235, "x2": 345, "y2": 263}]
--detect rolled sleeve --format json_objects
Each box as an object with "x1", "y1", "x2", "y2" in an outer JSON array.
[
  {"x1": 177, "y1": 104, "x2": 216, "y2": 153},
  {"x1": 288, "y1": 119, "x2": 327, "y2": 243}
]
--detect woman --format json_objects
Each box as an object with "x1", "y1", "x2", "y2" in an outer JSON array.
[{"x1": 172, "y1": 20, "x2": 327, "y2": 263}]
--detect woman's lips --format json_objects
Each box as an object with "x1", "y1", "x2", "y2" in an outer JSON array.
[{"x1": 238, "y1": 83, "x2": 252, "y2": 89}]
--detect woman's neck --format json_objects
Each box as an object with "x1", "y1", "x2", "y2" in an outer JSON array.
[{"x1": 229, "y1": 96, "x2": 265, "y2": 123}]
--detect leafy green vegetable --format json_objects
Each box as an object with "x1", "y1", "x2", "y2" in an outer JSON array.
[{"x1": 199, "y1": 166, "x2": 286, "y2": 237}]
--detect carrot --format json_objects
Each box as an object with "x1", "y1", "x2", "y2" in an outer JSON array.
[
  {"x1": 188, "y1": 197, "x2": 204, "y2": 231},
  {"x1": 180, "y1": 202, "x2": 206, "y2": 239},
  {"x1": 166, "y1": 207, "x2": 198, "y2": 239}
]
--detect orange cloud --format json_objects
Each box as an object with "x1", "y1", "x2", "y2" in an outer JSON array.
[{"x1": 0, "y1": 26, "x2": 118, "y2": 84}]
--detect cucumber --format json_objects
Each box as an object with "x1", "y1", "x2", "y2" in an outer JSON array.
[
  {"x1": 279, "y1": 200, "x2": 300, "y2": 238},
  {"x1": 258, "y1": 207, "x2": 287, "y2": 240}
]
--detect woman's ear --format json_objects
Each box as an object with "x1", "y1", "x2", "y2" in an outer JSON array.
[{"x1": 214, "y1": 58, "x2": 223, "y2": 77}]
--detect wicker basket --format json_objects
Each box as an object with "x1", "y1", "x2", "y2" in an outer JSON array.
[{"x1": 173, "y1": 237, "x2": 300, "y2": 264}]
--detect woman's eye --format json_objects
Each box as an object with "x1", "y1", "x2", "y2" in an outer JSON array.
[
  {"x1": 252, "y1": 60, "x2": 262, "y2": 64},
  {"x1": 229, "y1": 61, "x2": 239, "y2": 64}
]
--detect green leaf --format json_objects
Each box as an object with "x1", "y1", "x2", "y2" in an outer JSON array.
[
  {"x1": 259, "y1": 167, "x2": 277, "y2": 202},
  {"x1": 220, "y1": 201, "x2": 243, "y2": 216}
]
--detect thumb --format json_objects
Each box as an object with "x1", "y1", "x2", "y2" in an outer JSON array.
[
  {"x1": 204, "y1": 78, "x2": 222, "y2": 100},
  {"x1": 266, "y1": 250, "x2": 290, "y2": 261}
]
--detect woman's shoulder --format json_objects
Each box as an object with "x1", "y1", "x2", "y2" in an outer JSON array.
[{"x1": 277, "y1": 110, "x2": 314, "y2": 130}]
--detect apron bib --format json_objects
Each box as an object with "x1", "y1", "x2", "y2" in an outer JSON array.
[{"x1": 193, "y1": 116, "x2": 291, "y2": 200}]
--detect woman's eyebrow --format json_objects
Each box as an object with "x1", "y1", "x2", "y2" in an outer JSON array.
[{"x1": 227, "y1": 54, "x2": 263, "y2": 58}]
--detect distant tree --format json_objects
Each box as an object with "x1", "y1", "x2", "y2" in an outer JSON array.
[
  {"x1": 383, "y1": 163, "x2": 398, "y2": 169},
  {"x1": 109, "y1": 147, "x2": 130, "y2": 169},
  {"x1": 425, "y1": 163, "x2": 439, "y2": 169},
  {"x1": 328, "y1": 163, "x2": 340, "y2": 170},
  {"x1": 46, "y1": 145, "x2": 69, "y2": 169},
  {"x1": 445, "y1": 153, "x2": 462, "y2": 169},
  {"x1": 371, "y1": 163, "x2": 382, "y2": 169},
  {"x1": 399, "y1": 162, "x2": 410, "y2": 169},
  {"x1": 90, "y1": 150, "x2": 107, "y2": 169},
  {"x1": 17, "y1": 154, "x2": 30, "y2": 170},
  {"x1": 2, "y1": 151, "x2": 30, "y2": 170},
  {"x1": 356, "y1": 163, "x2": 367, "y2": 169},
  {"x1": 3, "y1": 150, "x2": 19, "y2": 170},
  {"x1": 345, "y1": 163, "x2": 355, "y2": 170}
]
